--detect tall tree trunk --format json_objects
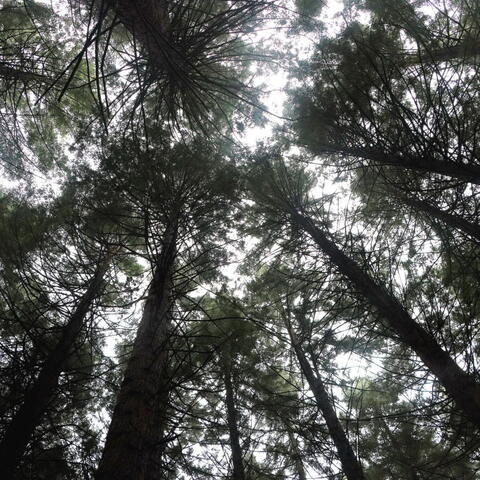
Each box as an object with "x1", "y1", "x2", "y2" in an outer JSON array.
[
  {"x1": 286, "y1": 326, "x2": 365, "y2": 480},
  {"x1": 287, "y1": 428, "x2": 307, "y2": 480},
  {"x1": 291, "y1": 209, "x2": 480, "y2": 426},
  {"x1": 96, "y1": 221, "x2": 177, "y2": 480},
  {"x1": 317, "y1": 145, "x2": 480, "y2": 185},
  {"x1": 0, "y1": 63, "x2": 51, "y2": 84},
  {"x1": 390, "y1": 40, "x2": 480, "y2": 67},
  {"x1": 108, "y1": 0, "x2": 170, "y2": 37},
  {"x1": 223, "y1": 364, "x2": 246, "y2": 480},
  {"x1": 420, "y1": 40, "x2": 480, "y2": 64},
  {"x1": 379, "y1": 417, "x2": 420, "y2": 480},
  {"x1": 399, "y1": 193, "x2": 480, "y2": 241},
  {"x1": 0, "y1": 258, "x2": 109, "y2": 478},
  {"x1": 107, "y1": 0, "x2": 173, "y2": 72}
]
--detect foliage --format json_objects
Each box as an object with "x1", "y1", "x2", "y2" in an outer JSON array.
[{"x1": 1, "y1": 1, "x2": 480, "y2": 479}]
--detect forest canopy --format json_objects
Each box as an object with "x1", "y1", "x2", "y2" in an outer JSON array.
[{"x1": 1, "y1": 0, "x2": 480, "y2": 479}]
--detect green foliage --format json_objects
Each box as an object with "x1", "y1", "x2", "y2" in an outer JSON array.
[{"x1": 1, "y1": 1, "x2": 480, "y2": 478}]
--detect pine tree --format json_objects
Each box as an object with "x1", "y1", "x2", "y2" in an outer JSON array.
[
  {"x1": 0, "y1": 189, "x2": 122, "y2": 478},
  {"x1": 94, "y1": 136, "x2": 238, "y2": 479},
  {"x1": 1, "y1": 1, "x2": 480, "y2": 478},
  {"x1": 247, "y1": 157, "x2": 480, "y2": 427}
]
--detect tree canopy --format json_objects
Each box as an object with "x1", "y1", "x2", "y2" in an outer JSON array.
[{"x1": 1, "y1": 0, "x2": 480, "y2": 479}]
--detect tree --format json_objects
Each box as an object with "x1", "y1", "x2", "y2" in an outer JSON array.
[
  {"x1": 0, "y1": 190, "x2": 122, "y2": 478},
  {"x1": 290, "y1": 1, "x2": 480, "y2": 185},
  {"x1": 247, "y1": 265, "x2": 366, "y2": 480},
  {"x1": 247, "y1": 157, "x2": 480, "y2": 428},
  {"x1": 62, "y1": 0, "x2": 273, "y2": 132},
  {"x1": 1, "y1": 0, "x2": 480, "y2": 477},
  {"x1": 0, "y1": 250, "x2": 110, "y2": 478},
  {"x1": 94, "y1": 135, "x2": 238, "y2": 480}
]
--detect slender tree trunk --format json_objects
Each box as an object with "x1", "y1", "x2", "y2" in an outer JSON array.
[
  {"x1": 0, "y1": 63, "x2": 51, "y2": 84},
  {"x1": 223, "y1": 364, "x2": 246, "y2": 480},
  {"x1": 96, "y1": 221, "x2": 177, "y2": 480},
  {"x1": 379, "y1": 417, "x2": 420, "y2": 480},
  {"x1": 0, "y1": 258, "x2": 109, "y2": 478},
  {"x1": 287, "y1": 428, "x2": 307, "y2": 480},
  {"x1": 318, "y1": 145, "x2": 480, "y2": 185},
  {"x1": 394, "y1": 40, "x2": 480, "y2": 66},
  {"x1": 399, "y1": 193, "x2": 480, "y2": 241},
  {"x1": 421, "y1": 40, "x2": 480, "y2": 64},
  {"x1": 107, "y1": 0, "x2": 173, "y2": 71},
  {"x1": 291, "y1": 209, "x2": 480, "y2": 426},
  {"x1": 286, "y1": 326, "x2": 365, "y2": 480}
]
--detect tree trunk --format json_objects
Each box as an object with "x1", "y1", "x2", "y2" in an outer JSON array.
[
  {"x1": 108, "y1": 0, "x2": 170, "y2": 36},
  {"x1": 96, "y1": 221, "x2": 177, "y2": 480},
  {"x1": 399, "y1": 193, "x2": 480, "y2": 241},
  {"x1": 224, "y1": 365, "x2": 246, "y2": 480},
  {"x1": 422, "y1": 40, "x2": 480, "y2": 64},
  {"x1": 394, "y1": 40, "x2": 480, "y2": 66},
  {"x1": 292, "y1": 209, "x2": 480, "y2": 427},
  {"x1": 107, "y1": 0, "x2": 173, "y2": 72},
  {"x1": 0, "y1": 62, "x2": 50, "y2": 84},
  {"x1": 318, "y1": 145, "x2": 480, "y2": 185},
  {"x1": 0, "y1": 258, "x2": 109, "y2": 478},
  {"x1": 287, "y1": 428, "x2": 307, "y2": 480},
  {"x1": 287, "y1": 327, "x2": 365, "y2": 480}
]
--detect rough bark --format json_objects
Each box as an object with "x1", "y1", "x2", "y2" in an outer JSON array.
[
  {"x1": 96, "y1": 221, "x2": 177, "y2": 480},
  {"x1": 287, "y1": 327, "x2": 365, "y2": 480},
  {"x1": 318, "y1": 145, "x2": 480, "y2": 185},
  {"x1": 0, "y1": 259, "x2": 109, "y2": 478},
  {"x1": 292, "y1": 209, "x2": 480, "y2": 427},
  {"x1": 224, "y1": 365, "x2": 246, "y2": 480}
]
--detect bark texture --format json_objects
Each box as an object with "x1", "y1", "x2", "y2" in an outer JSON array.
[
  {"x1": 287, "y1": 328, "x2": 365, "y2": 480},
  {"x1": 224, "y1": 365, "x2": 246, "y2": 480},
  {"x1": 292, "y1": 209, "x2": 480, "y2": 427},
  {"x1": 0, "y1": 260, "x2": 109, "y2": 478},
  {"x1": 96, "y1": 222, "x2": 177, "y2": 480}
]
